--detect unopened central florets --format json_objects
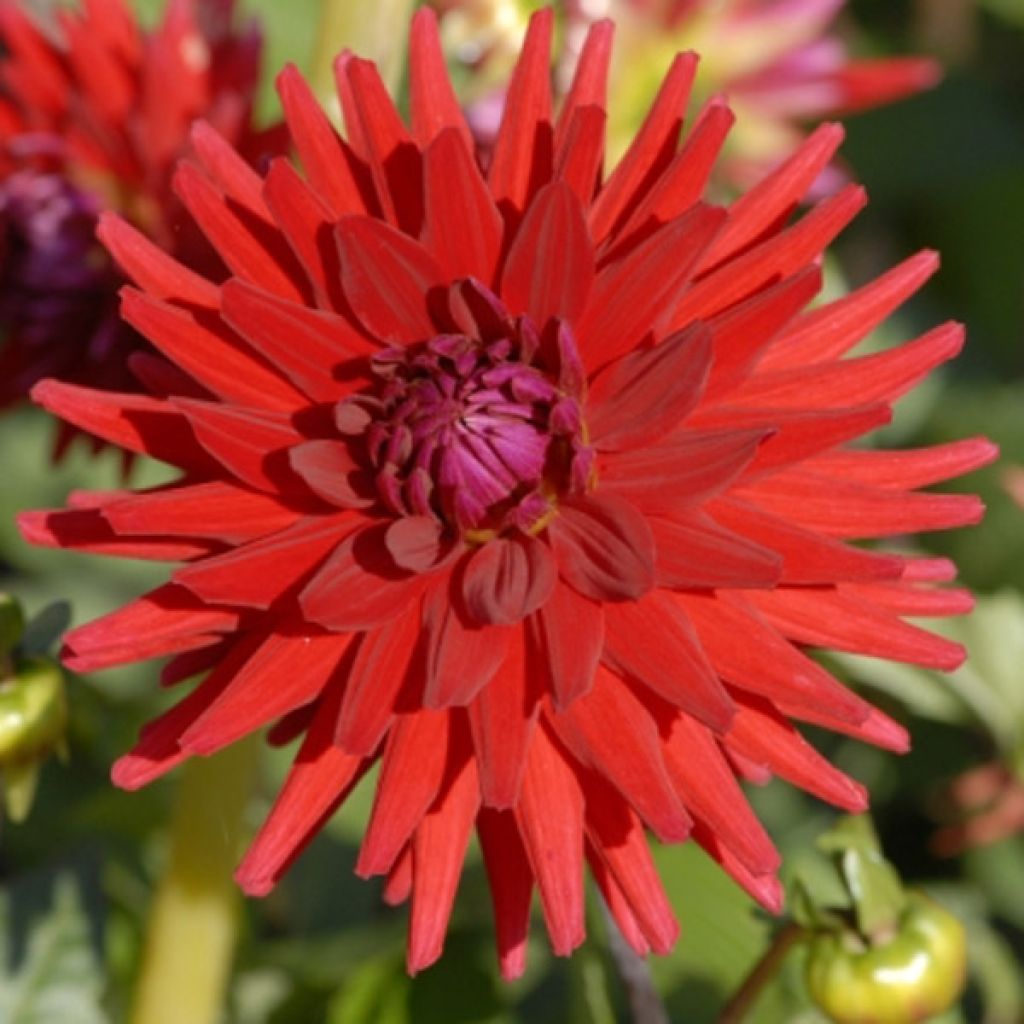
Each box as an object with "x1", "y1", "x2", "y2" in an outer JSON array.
[{"x1": 338, "y1": 317, "x2": 593, "y2": 536}]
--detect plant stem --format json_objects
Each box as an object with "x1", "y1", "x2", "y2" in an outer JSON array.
[
  {"x1": 716, "y1": 923, "x2": 805, "y2": 1024},
  {"x1": 310, "y1": 0, "x2": 418, "y2": 107},
  {"x1": 130, "y1": 737, "x2": 262, "y2": 1024},
  {"x1": 596, "y1": 897, "x2": 670, "y2": 1024}
]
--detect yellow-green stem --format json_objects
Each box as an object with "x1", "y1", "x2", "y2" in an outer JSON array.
[
  {"x1": 310, "y1": 0, "x2": 418, "y2": 109},
  {"x1": 130, "y1": 737, "x2": 262, "y2": 1024}
]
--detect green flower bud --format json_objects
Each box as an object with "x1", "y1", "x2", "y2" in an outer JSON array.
[
  {"x1": 0, "y1": 656, "x2": 67, "y2": 822},
  {"x1": 805, "y1": 891, "x2": 967, "y2": 1024}
]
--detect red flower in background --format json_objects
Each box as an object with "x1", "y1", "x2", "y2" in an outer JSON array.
[
  {"x1": 0, "y1": 0, "x2": 282, "y2": 453},
  {"x1": 21, "y1": 9, "x2": 994, "y2": 976}
]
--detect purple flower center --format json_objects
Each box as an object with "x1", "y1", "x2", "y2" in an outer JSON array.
[
  {"x1": 0, "y1": 170, "x2": 113, "y2": 347},
  {"x1": 338, "y1": 309, "x2": 593, "y2": 537}
]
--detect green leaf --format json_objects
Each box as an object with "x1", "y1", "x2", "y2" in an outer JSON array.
[{"x1": 0, "y1": 876, "x2": 108, "y2": 1024}]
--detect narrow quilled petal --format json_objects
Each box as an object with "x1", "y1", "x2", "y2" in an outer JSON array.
[{"x1": 19, "y1": 9, "x2": 995, "y2": 977}]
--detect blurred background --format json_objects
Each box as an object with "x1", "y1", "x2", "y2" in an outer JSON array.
[{"x1": 2, "y1": 1, "x2": 1024, "y2": 1021}]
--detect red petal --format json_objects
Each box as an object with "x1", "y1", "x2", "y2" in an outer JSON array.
[
  {"x1": 612, "y1": 98, "x2": 734, "y2": 247},
  {"x1": 553, "y1": 105, "x2": 606, "y2": 207},
  {"x1": 724, "y1": 693, "x2": 868, "y2": 812},
  {"x1": 461, "y1": 534, "x2": 557, "y2": 626},
  {"x1": 552, "y1": 667, "x2": 693, "y2": 842},
  {"x1": 734, "y1": 469, "x2": 985, "y2": 538},
  {"x1": 554, "y1": 19, "x2": 613, "y2": 151},
  {"x1": 336, "y1": 215, "x2": 445, "y2": 343},
  {"x1": 97, "y1": 213, "x2": 217, "y2": 307},
  {"x1": 707, "y1": 498, "x2": 900, "y2": 585},
  {"x1": 468, "y1": 629, "x2": 538, "y2": 808},
  {"x1": 171, "y1": 397, "x2": 302, "y2": 493},
  {"x1": 422, "y1": 126, "x2": 503, "y2": 283},
  {"x1": 676, "y1": 591, "x2": 872, "y2": 724},
  {"x1": 385, "y1": 515, "x2": 445, "y2": 571},
  {"x1": 501, "y1": 181, "x2": 594, "y2": 327},
  {"x1": 173, "y1": 162, "x2": 307, "y2": 303},
  {"x1": 700, "y1": 124, "x2": 845, "y2": 270},
  {"x1": 299, "y1": 523, "x2": 429, "y2": 631},
  {"x1": 336, "y1": 609, "x2": 421, "y2": 754},
  {"x1": 835, "y1": 56, "x2": 941, "y2": 113},
  {"x1": 577, "y1": 203, "x2": 726, "y2": 370},
  {"x1": 179, "y1": 629, "x2": 354, "y2": 755},
  {"x1": 17, "y1": 507, "x2": 212, "y2": 562},
  {"x1": 408, "y1": 752, "x2": 480, "y2": 972},
  {"x1": 671, "y1": 184, "x2": 866, "y2": 328},
  {"x1": 515, "y1": 723, "x2": 585, "y2": 956},
  {"x1": 62, "y1": 584, "x2": 240, "y2": 673},
  {"x1": 488, "y1": 9, "x2": 554, "y2": 217},
  {"x1": 275, "y1": 63, "x2": 369, "y2": 217},
  {"x1": 702, "y1": 268, "x2": 822, "y2": 400},
  {"x1": 288, "y1": 440, "x2": 376, "y2": 509},
  {"x1": 172, "y1": 515, "x2": 351, "y2": 608},
  {"x1": 30, "y1": 380, "x2": 218, "y2": 472},
  {"x1": 527, "y1": 579, "x2": 604, "y2": 709},
  {"x1": 423, "y1": 575, "x2": 511, "y2": 707},
  {"x1": 478, "y1": 809, "x2": 534, "y2": 980},
  {"x1": 262, "y1": 157, "x2": 351, "y2": 311},
  {"x1": 547, "y1": 494, "x2": 655, "y2": 602},
  {"x1": 603, "y1": 592, "x2": 735, "y2": 731},
  {"x1": 221, "y1": 278, "x2": 374, "y2": 402},
  {"x1": 190, "y1": 120, "x2": 270, "y2": 222},
  {"x1": 747, "y1": 586, "x2": 966, "y2": 670},
  {"x1": 588, "y1": 324, "x2": 711, "y2": 450},
  {"x1": 120, "y1": 288, "x2": 304, "y2": 411},
  {"x1": 408, "y1": 9, "x2": 473, "y2": 152},
  {"x1": 589, "y1": 51, "x2": 697, "y2": 243},
  {"x1": 598, "y1": 427, "x2": 767, "y2": 514},
  {"x1": 662, "y1": 713, "x2": 780, "y2": 876},
  {"x1": 582, "y1": 775, "x2": 679, "y2": 953},
  {"x1": 340, "y1": 56, "x2": 422, "y2": 233},
  {"x1": 764, "y1": 250, "x2": 940, "y2": 369},
  {"x1": 808, "y1": 437, "x2": 997, "y2": 489},
  {"x1": 101, "y1": 481, "x2": 300, "y2": 544},
  {"x1": 357, "y1": 709, "x2": 452, "y2": 877},
  {"x1": 733, "y1": 322, "x2": 964, "y2": 411},
  {"x1": 649, "y1": 510, "x2": 782, "y2": 590},
  {"x1": 237, "y1": 679, "x2": 371, "y2": 896}
]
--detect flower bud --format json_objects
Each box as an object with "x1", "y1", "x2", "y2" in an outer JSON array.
[{"x1": 0, "y1": 655, "x2": 68, "y2": 821}]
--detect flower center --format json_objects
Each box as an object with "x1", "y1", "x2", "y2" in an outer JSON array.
[{"x1": 338, "y1": 317, "x2": 593, "y2": 537}]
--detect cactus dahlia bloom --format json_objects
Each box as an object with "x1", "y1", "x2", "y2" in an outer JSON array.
[
  {"x1": 0, "y1": 0, "x2": 282, "y2": 448},
  {"x1": 21, "y1": 9, "x2": 993, "y2": 976}
]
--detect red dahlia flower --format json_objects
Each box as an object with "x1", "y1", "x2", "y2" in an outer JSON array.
[
  {"x1": 0, "y1": 0, "x2": 282, "y2": 447},
  {"x1": 20, "y1": 9, "x2": 994, "y2": 976}
]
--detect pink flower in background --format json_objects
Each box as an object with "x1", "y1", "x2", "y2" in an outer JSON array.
[{"x1": 435, "y1": 0, "x2": 940, "y2": 187}]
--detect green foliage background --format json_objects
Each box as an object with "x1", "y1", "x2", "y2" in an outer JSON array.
[{"x1": 2, "y1": 1, "x2": 1024, "y2": 1021}]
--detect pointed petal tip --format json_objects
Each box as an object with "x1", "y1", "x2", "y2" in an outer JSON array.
[
  {"x1": 235, "y1": 866, "x2": 275, "y2": 898},
  {"x1": 498, "y1": 948, "x2": 528, "y2": 981},
  {"x1": 111, "y1": 755, "x2": 158, "y2": 792}
]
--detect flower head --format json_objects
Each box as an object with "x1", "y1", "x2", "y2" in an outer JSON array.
[
  {"x1": 0, "y1": 0, "x2": 282, "y2": 438},
  {"x1": 21, "y1": 10, "x2": 993, "y2": 976}
]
